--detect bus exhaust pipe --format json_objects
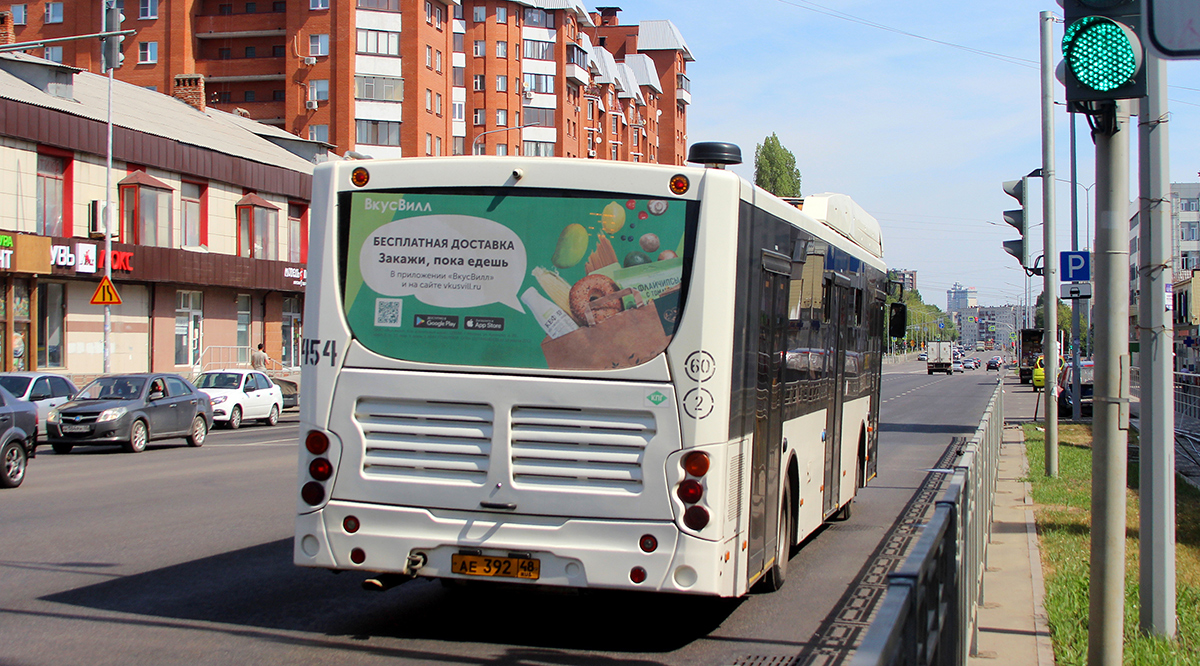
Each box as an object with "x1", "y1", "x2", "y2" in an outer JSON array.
[{"x1": 362, "y1": 573, "x2": 413, "y2": 592}]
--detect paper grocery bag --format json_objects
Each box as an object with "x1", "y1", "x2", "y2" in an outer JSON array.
[{"x1": 541, "y1": 299, "x2": 670, "y2": 370}]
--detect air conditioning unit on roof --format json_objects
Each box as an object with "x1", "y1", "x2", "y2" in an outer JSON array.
[{"x1": 305, "y1": 100, "x2": 319, "y2": 110}]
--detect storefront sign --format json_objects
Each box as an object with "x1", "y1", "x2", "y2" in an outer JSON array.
[
  {"x1": 284, "y1": 266, "x2": 307, "y2": 287},
  {"x1": 76, "y1": 244, "x2": 97, "y2": 274},
  {"x1": 12, "y1": 235, "x2": 49, "y2": 274},
  {"x1": 99, "y1": 250, "x2": 134, "y2": 272},
  {"x1": 52, "y1": 244, "x2": 132, "y2": 274}
]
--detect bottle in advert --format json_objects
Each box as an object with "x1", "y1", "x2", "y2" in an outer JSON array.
[{"x1": 521, "y1": 287, "x2": 578, "y2": 339}]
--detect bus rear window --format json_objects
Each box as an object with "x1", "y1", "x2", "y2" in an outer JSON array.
[{"x1": 341, "y1": 190, "x2": 695, "y2": 370}]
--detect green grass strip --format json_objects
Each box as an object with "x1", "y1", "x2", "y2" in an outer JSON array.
[{"x1": 1023, "y1": 423, "x2": 1200, "y2": 664}]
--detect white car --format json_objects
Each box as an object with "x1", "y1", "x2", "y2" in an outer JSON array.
[
  {"x1": 194, "y1": 370, "x2": 283, "y2": 429},
  {"x1": 0, "y1": 372, "x2": 78, "y2": 436}
]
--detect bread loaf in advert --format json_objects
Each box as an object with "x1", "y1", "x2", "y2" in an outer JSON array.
[{"x1": 541, "y1": 298, "x2": 669, "y2": 370}]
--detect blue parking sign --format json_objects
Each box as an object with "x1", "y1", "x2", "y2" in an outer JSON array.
[{"x1": 1061, "y1": 251, "x2": 1091, "y2": 282}]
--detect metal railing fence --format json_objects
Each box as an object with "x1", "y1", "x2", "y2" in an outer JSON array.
[{"x1": 852, "y1": 377, "x2": 1004, "y2": 666}]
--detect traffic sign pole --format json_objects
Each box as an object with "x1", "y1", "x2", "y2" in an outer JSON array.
[{"x1": 1041, "y1": 11, "x2": 1059, "y2": 477}]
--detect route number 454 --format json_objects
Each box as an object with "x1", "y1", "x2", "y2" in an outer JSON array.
[{"x1": 302, "y1": 339, "x2": 338, "y2": 366}]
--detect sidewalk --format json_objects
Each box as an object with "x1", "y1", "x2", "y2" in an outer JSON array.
[{"x1": 968, "y1": 377, "x2": 1055, "y2": 665}]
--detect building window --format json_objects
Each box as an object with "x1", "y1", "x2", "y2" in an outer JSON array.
[
  {"x1": 523, "y1": 8, "x2": 553, "y2": 28},
  {"x1": 473, "y1": 74, "x2": 484, "y2": 91},
  {"x1": 245, "y1": 2, "x2": 256, "y2": 13},
  {"x1": 36, "y1": 154, "x2": 65, "y2": 237},
  {"x1": 245, "y1": 46, "x2": 256, "y2": 58},
  {"x1": 523, "y1": 141, "x2": 555, "y2": 157},
  {"x1": 473, "y1": 5, "x2": 485, "y2": 22},
  {"x1": 452, "y1": 66, "x2": 464, "y2": 86},
  {"x1": 426, "y1": 133, "x2": 433, "y2": 155},
  {"x1": 524, "y1": 40, "x2": 553, "y2": 61},
  {"x1": 218, "y1": 4, "x2": 233, "y2": 15},
  {"x1": 139, "y1": 0, "x2": 158, "y2": 19},
  {"x1": 138, "y1": 42, "x2": 158, "y2": 63},
  {"x1": 523, "y1": 106, "x2": 555, "y2": 128},
  {"x1": 287, "y1": 202, "x2": 305, "y2": 263},
  {"x1": 311, "y1": 0, "x2": 329, "y2": 9},
  {"x1": 181, "y1": 181, "x2": 204, "y2": 247},
  {"x1": 425, "y1": 1, "x2": 433, "y2": 23},
  {"x1": 310, "y1": 34, "x2": 329, "y2": 56},
  {"x1": 357, "y1": 29, "x2": 401, "y2": 56},
  {"x1": 120, "y1": 173, "x2": 174, "y2": 248},
  {"x1": 44, "y1": 2, "x2": 63, "y2": 24},
  {"x1": 473, "y1": 108, "x2": 485, "y2": 125},
  {"x1": 273, "y1": 89, "x2": 285, "y2": 101},
  {"x1": 435, "y1": 92, "x2": 443, "y2": 115},
  {"x1": 308, "y1": 124, "x2": 328, "y2": 142},
  {"x1": 453, "y1": 33, "x2": 465, "y2": 53},
  {"x1": 215, "y1": 91, "x2": 232, "y2": 103},
  {"x1": 452, "y1": 102, "x2": 464, "y2": 120},
  {"x1": 309, "y1": 79, "x2": 329, "y2": 101},
  {"x1": 235, "y1": 294, "x2": 251, "y2": 364},
  {"x1": 1182, "y1": 198, "x2": 1200, "y2": 212},
  {"x1": 496, "y1": 109, "x2": 507, "y2": 127},
  {"x1": 11, "y1": 5, "x2": 26, "y2": 25},
  {"x1": 357, "y1": 0, "x2": 399, "y2": 9},
  {"x1": 612, "y1": 115, "x2": 619, "y2": 134},
  {"x1": 453, "y1": 137, "x2": 465, "y2": 155},
  {"x1": 176, "y1": 291, "x2": 203, "y2": 367},
  {"x1": 426, "y1": 45, "x2": 433, "y2": 67},
  {"x1": 273, "y1": 1, "x2": 286, "y2": 11},
  {"x1": 567, "y1": 44, "x2": 587, "y2": 67},
  {"x1": 496, "y1": 6, "x2": 507, "y2": 23},
  {"x1": 425, "y1": 88, "x2": 432, "y2": 111},
  {"x1": 43, "y1": 46, "x2": 63, "y2": 63},
  {"x1": 435, "y1": 136, "x2": 443, "y2": 156},
  {"x1": 356, "y1": 119, "x2": 401, "y2": 146},
  {"x1": 611, "y1": 144, "x2": 618, "y2": 160},
  {"x1": 495, "y1": 75, "x2": 507, "y2": 92},
  {"x1": 496, "y1": 144, "x2": 507, "y2": 156},
  {"x1": 473, "y1": 40, "x2": 485, "y2": 57},
  {"x1": 236, "y1": 195, "x2": 279, "y2": 260},
  {"x1": 272, "y1": 44, "x2": 285, "y2": 57},
  {"x1": 219, "y1": 48, "x2": 231, "y2": 60},
  {"x1": 436, "y1": 50, "x2": 442, "y2": 72},
  {"x1": 355, "y1": 75, "x2": 403, "y2": 102},
  {"x1": 495, "y1": 41, "x2": 507, "y2": 58},
  {"x1": 523, "y1": 73, "x2": 554, "y2": 94},
  {"x1": 37, "y1": 282, "x2": 65, "y2": 368}
]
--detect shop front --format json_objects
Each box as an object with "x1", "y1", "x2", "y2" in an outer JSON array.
[{"x1": 47, "y1": 237, "x2": 305, "y2": 378}]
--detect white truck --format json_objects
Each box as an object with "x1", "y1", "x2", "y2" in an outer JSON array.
[{"x1": 927, "y1": 341, "x2": 953, "y2": 375}]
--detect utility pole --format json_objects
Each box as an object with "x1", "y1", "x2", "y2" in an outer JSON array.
[
  {"x1": 1040, "y1": 11, "x2": 1059, "y2": 475},
  {"x1": 1137, "y1": 52, "x2": 1176, "y2": 638},
  {"x1": 1091, "y1": 99, "x2": 1132, "y2": 666},
  {"x1": 1070, "y1": 112, "x2": 1082, "y2": 421}
]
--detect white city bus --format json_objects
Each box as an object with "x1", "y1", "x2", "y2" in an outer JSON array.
[{"x1": 295, "y1": 144, "x2": 904, "y2": 597}]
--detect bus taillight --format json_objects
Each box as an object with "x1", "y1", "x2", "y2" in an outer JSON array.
[
  {"x1": 309, "y1": 458, "x2": 333, "y2": 481},
  {"x1": 677, "y1": 479, "x2": 703, "y2": 504},
  {"x1": 305, "y1": 430, "x2": 329, "y2": 455},
  {"x1": 344, "y1": 516, "x2": 360, "y2": 533},
  {"x1": 301, "y1": 481, "x2": 325, "y2": 506},
  {"x1": 639, "y1": 534, "x2": 658, "y2": 553},
  {"x1": 630, "y1": 566, "x2": 647, "y2": 584},
  {"x1": 682, "y1": 451, "x2": 710, "y2": 477},
  {"x1": 683, "y1": 506, "x2": 709, "y2": 531}
]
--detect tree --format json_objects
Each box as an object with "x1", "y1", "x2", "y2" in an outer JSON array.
[
  {"x1": 754, "y1": 133, "x2": 801, "y2": 197},
  {"x1": 1034, "y1": 293, "x2": 1072, "y2": 332}
]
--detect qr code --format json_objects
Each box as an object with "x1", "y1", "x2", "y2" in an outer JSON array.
[{"x1": 374, "y1": 298, "x2": 404, "y2": 327}]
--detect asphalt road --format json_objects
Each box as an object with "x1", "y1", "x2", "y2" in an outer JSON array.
[{"x1": 0, "y1": 364, "x2": 1002, "y2": 666}]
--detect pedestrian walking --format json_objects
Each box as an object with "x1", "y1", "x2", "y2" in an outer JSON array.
[{"x1": 251, "y1": 343, "x2": 269, "y2": 370}]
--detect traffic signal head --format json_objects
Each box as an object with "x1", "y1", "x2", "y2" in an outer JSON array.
[
  {"x1": 1061, "y1": 0, "x2": 1145, "y2": 103},
  {"x1": 1002, "y1": 177, "x2": 1031, "y2": 268},
  {"x1": 102, "y1": 4, "x2": 125, "y2": 71}
]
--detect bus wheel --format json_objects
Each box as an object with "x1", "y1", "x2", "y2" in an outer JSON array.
[{"x1": 762, "y1": 486, "x2": 793, "y2": 591}]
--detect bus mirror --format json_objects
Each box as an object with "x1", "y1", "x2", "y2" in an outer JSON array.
[{"x1": 888, "y1": 302, "x2": 907, "y2": 338}]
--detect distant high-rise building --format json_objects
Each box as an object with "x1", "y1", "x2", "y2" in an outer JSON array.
[
  {"x1": 947, "y1": 282, "x2": 977, "y2": 313},
  {"x1": 0, "y1": 1, "x2": 691, "y2": 163},
  {"x1": 889, "y1": 269, "x2": 917, "y2": 294}
]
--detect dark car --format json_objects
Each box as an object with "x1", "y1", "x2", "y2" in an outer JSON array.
[
  {"x1": 987, "y1": 357, "x2": 1002, "y2": 371},
  {"x1": 1, "y1": 385, "x2": 41, "y2": 488},
  {"x1": 46, "y1": 374, "x2": 212, "y2": 454},
  {"x1": 1056, "y1": 361, "x2": 1095, "y2": 417}
]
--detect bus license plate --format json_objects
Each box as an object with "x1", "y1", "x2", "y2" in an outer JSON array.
[
  {"x1": 61, "y1": 425, "x2": 89, "y2": 433},
  {"x1": 451, "y1": 554, "x2": 540, "y2": 580}
]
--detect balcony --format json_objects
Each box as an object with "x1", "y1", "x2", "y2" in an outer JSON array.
[
  {"x1": 676, "y1": 74, "x2": 690, "y2": 106},
  {"x1": 565, "y1": 63, "x2": 588, "y2": 86},
  {"x1": 198, "y1": 57, "x2": 287, "y2": 83},
  {"x1": 194, "y1": 12, "x2": 286, "y2": 39}
]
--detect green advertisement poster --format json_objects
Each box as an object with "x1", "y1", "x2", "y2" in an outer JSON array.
[{"x1": 343, "y1": 191, "x2": 691, "y2": 369}]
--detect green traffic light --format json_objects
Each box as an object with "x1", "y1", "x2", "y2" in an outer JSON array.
[{"x1": 1062, "y1": 16, "x2": 1141, "y2": 93}]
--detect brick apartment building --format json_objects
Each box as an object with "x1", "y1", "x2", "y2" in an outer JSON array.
[{"x1": 0, "y1": 0, "x2": 691, "y2": 163}]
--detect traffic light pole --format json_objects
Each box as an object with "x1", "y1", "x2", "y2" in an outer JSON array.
[
  {"x1": 1040, "y1": 11, "x2": 1059, "y2": 476},
  {"x1": 1137, "y1": 53, "x2": 1176, "y2": 639},
  {"x1": 1090, "y1": 99, "x2": 1132, "y2": 666}
]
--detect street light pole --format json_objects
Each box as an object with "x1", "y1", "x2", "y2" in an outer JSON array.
[{"x1": 471, "y1": 122, "x2": 539, "y2": 154}]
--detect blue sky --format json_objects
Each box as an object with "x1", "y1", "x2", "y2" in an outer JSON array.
[{"x1": 625, "y1": 0, "x2": 1200, "y2": 308}]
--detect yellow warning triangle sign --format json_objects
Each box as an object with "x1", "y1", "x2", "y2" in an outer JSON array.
[{"x1": 90, "y1": 276, "x2": 122, "y2": 305}]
